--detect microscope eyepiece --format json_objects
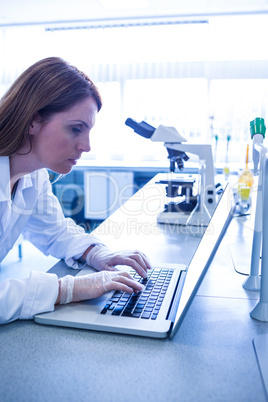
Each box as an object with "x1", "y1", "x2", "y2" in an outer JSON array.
[{"x1": 125, "y1": 118, "x2": 155, "y2": 139}]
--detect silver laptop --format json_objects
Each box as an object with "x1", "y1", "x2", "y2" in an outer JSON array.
[{"x1": 34, "y1": 183, "x2": 235, "y2": 339}]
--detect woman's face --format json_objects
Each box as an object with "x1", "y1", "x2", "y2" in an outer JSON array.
[{"x1": 30, "y1": 97, "x2": 98, "y2": 174}]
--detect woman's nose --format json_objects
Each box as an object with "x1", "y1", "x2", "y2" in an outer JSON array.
[{"x1": 78, "y1": 133, "x2": 91, "y2": 153}]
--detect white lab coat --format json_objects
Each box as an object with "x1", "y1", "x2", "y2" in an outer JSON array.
[{"x1": 0, "y1": 156, "x2": 102, "y2": 324}]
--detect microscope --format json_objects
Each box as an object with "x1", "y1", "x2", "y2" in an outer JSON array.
[{"x1": 125, "y1": 118, "x2": 216, "y2": 226}]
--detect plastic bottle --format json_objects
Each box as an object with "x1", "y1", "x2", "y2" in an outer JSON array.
[{"x1": 238, "y1": 143, "x2": 254, "y2": 201}]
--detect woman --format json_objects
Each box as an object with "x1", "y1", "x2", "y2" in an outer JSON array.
[{"x1": 0, "y1": 57, "x2": 150, "y2": 324}]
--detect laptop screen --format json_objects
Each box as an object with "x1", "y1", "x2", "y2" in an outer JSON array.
[{"x1": 170, "y1": 183, "x2": 235, "y2": 339}]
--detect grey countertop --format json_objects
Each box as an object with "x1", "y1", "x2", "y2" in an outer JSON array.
[{"x1": 0, "y1": 177, "x2": 268, "y2": 402}]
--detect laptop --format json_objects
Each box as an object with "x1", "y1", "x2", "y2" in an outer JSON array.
[{"x1": 34, "y1": 182, "x2": 235, "y2": 339}]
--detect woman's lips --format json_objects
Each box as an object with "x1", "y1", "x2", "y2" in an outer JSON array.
[{"x1": 68, "y1": 159, "x2": 77, "y2": 165}]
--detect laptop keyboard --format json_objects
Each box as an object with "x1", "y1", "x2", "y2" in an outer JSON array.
[{"x1": 100, "y1": 268, "x2": 174, "y2": 320}]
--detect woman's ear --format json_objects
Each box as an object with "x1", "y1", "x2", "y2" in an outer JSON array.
[{"x1": 29, "y1": 113, "x2": 42, "y2": 135}]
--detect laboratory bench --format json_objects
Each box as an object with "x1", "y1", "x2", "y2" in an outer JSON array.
[
  {"x1": 0, "y1": 174, "x2": 267, "y2": 402},
  {"x1": 50, "y1": 160, "x2": 232, "y2": 230},
  {"x1": 49, "y1": 160, "x2": 173, "y2": 228}
]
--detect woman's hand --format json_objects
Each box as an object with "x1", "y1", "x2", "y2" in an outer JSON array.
[
  {"x1": 85, "y1": 245, "x2": 151, "y2": 278},
  {"x1": 57, "y1": 271, "x2": 144, "y2": 304}
]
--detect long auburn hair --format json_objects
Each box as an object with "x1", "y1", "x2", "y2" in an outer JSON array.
[{"x1": 0, "y1": 57, "x2": 102, "y2": 156}]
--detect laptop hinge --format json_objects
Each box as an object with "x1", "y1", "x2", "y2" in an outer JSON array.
[{"x1": 166, "y1": 270, "x2": 187, "y2": 323}]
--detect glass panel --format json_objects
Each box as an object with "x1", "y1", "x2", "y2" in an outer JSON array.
[
  {"x1": 210, "y1": 79, "x2": 268, "y2": 163},
  {"x1": 1, "y1": 14, "x2": 268, "y2": 164}
]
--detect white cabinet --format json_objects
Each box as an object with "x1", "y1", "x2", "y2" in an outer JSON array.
[{"x1": 84, "y1": 171, "x2": 134, "y2": 219}]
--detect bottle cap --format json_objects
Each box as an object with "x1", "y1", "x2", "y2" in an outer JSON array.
[{"x1": 250, "y1": 117, "x2": 266, "y2": 138}]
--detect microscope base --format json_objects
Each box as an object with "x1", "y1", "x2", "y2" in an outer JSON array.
[
  {"x1": 157, "y1": 211, "x2": 211, "y2": 236},
  {"x1": 157, "y1": 211, "x2": 190, "y2": 225}
]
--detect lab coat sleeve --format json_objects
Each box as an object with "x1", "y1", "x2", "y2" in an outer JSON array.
[
  {"x1": 22, "y1": 170, "x2": 104, "y2": 268},
  {"x1": 0, "y1": 271, "x2": 59, "y2": 324}
]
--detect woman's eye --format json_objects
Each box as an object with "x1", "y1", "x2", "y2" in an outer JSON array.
[{"x1": 72, "y1": 127, "x2": 81, "y2": 134}]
